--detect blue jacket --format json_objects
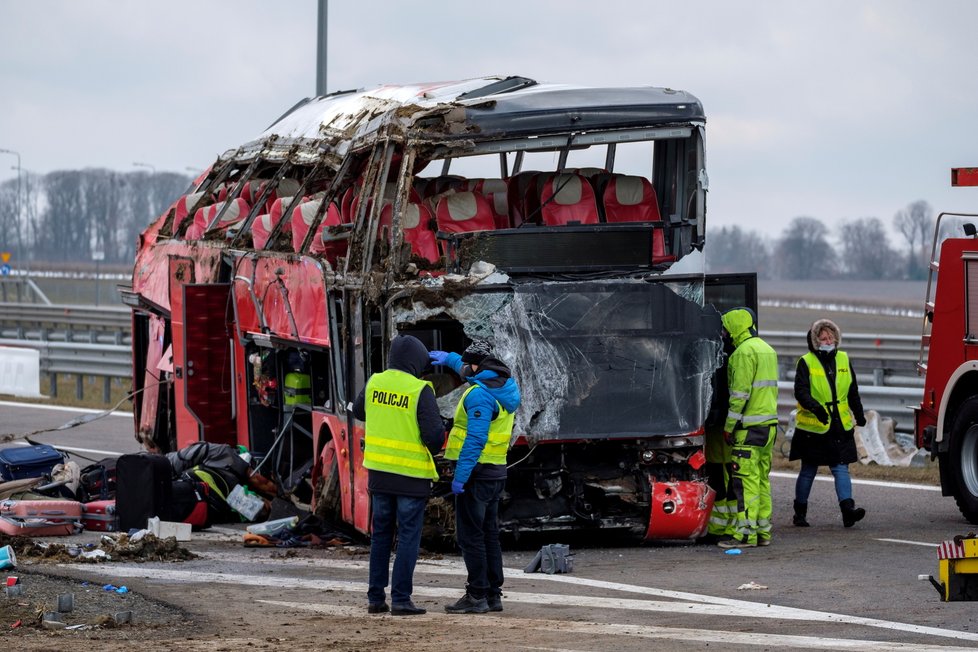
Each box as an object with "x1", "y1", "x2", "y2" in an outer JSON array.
[{"x1": 444, "y1": 352, "x2": 521, "y2": 484}]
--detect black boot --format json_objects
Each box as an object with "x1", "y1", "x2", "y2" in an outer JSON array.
[
  {"x1": 840, "y1": 498, "x2": 866, "y2": 527},
  {"x1": 792, "y1": 500, "x2": 810, "y2": 527}
]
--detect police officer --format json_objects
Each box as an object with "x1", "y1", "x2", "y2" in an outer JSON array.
[
  {"x1": 429, "y1": 340, "x2": 521, "y2": 614},
  {"x1": 718, "y1": 308, "x2": 779, "y2": 548},
  {"x1": 352, "y1": 334, "x2": 445, "y2": 616}
]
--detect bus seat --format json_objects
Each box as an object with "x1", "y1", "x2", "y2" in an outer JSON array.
[
  {"x1": 436, "y1": 191, "x2": 496, "y2": 233},
  {"x1": 172, "y1": 192, "x2": 208, "y2": 234},
  {"x1": 380, "y1": 202, "x2": 440, "y2": 264},
  {"x1": 475, "y1": 178, "x2": 511, "y2": 229},
  {"x1": 293, "y1": 199, "x2": 341, "y2": 253},
  {"x1": 251, "y1": 196, "x2": 293, "y2": 249},
  {"x1": 523, "y1": 172, "x2": 557, "y2": 225},
  {"x1": 603, "y1": 175, "x2": 661, "y2": 223},
  {"x1": 652, "y1": 228, "x2": 676, "y2": 264},
  {"x1": 185, "y1": 198, "x2": 250, "y2": 240},
  {"x1": 540, "y1": 174, "x2": 599, "y2": 226},
  {"x1": 505, "y1": 171, "x2": 539, "y2": 227}
]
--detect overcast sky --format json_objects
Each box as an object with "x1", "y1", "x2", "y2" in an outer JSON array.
[{"x1": 3, "y1": 0, "x2": 978, "y2": 240}]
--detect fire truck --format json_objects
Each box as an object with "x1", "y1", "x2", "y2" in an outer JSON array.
[
  {"x1": 121, "y1": 75, "x2": 755, "y2": 542},
  {"x1": 915, "y1": 167, "x2": 978, "y2": 524}
]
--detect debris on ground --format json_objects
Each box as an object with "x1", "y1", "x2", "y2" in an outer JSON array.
[
  {"x1": 0, "y1": 531, "x2": 197, "y2": 564},
  {"x1": 737, "y1": 581, "x2": 768, "y2": 590}
]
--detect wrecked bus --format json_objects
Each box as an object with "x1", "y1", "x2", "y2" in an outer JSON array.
[{"x1": 121, "y1": 75, "x2": 755, "y2": 542}]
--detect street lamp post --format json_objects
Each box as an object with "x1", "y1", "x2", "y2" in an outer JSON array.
[
  {"x1": 0, "y1": 148, "x2": 22, "y2": 262},
  {"x1": 133, "y1": 162, "x2": 156, "y2": 174}
]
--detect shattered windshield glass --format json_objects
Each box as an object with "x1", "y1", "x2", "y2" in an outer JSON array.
[{"x1": 397, "y1": 277, "x2": 724, "y2": 443}]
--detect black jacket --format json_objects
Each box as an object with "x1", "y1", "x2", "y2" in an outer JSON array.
[
  {"x1": 352, "y1": 335, "x2": 445, "y2": 498},
  {"x1": 789, "y1": 348, "x2": 866, "y2": 466}
]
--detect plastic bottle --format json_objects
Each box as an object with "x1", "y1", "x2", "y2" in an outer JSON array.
[{"x1": 245, "y1": 516, "x2": 299, "y2": 537}]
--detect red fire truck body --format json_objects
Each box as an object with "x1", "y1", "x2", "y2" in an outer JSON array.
[{"x1": 915, "y1": 168, "x2": 978, "y2": 524}]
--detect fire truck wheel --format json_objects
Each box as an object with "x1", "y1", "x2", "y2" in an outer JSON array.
[{"x1": 948, "y1": 397, "x2": 978, "y2": 524}]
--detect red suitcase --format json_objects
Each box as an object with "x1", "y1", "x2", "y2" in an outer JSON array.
[
  {"x1": 0, "y1": 499, "x2": 82, "y2": 536},
  {"x1": 82, "y1": 499, "x2": 118, "y2": 532}
]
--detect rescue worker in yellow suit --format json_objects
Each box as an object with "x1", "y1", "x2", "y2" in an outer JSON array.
[
  {"x1": 700, "y1": 332, "x2": 737, "y2": 544},
  {"x1": 718, "y1": 308, "x2": 780, "y2": 548}
]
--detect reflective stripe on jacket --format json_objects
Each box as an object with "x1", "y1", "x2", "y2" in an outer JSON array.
[
  {"x1": 795, "y1": 351, "x2": 854, "y2": 433},
  {"x1": 445, "y1": 385, "x2": 513, "y2": 465},
  {"x1": 362, "y1": 369, "x2": 438, "y2": 480},
  {"x1": 724, "y1": 336, "x2": 780, "y2": 434}
]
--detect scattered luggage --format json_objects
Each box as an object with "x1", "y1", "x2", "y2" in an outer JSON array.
[
  {"x1": 115, "y1": 453, "x2": 174, "y2": 531},
  {"x1": 78, "y1": 456, "x2": 118, "y2": 502},
  {"x1": 0, "y1": 499, "x2": 82, "y2": 536},
  {"x1": 0, "y1": 444, "x2": 67, "y2": 481},
  {"x1": 82, "y1": 499, "x2": 118, "y2": 532}
]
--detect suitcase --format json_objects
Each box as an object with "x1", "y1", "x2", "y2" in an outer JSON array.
[
  {"x1": 79, "y1": 457, "x2": 118, "y2": 501},
  {"x1": 0, "y1": 444, "x2": 66, "y2": 481},
  {"x1": 82, "y1": 499, "x2": 118, "y2": 532},
  {"x1": 115, "y1": 453, "x2": 173, "y2": 531},
  {"x1": 0, "y1": 499, "x2": 82, "y2": 536}
]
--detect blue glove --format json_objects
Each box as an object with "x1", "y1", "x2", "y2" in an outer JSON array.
[
  {"x1": 451, "y1": 480, "x2": 465, "y2": 495},
  {"x1": 429, "y1": 350, "x2": 450, "y2": 365}
]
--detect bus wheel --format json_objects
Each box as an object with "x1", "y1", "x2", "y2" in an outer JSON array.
[
  {"x1": 314, "y1": 450, "x2": 341, "y2": 523},
  {"x1": 948, "y1": 397, "x2": 978, "y2": 524}
]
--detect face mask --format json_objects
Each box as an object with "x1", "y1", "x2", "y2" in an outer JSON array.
[{"x1": 818, "y1": 343, "x2": 835, "y2": 353}]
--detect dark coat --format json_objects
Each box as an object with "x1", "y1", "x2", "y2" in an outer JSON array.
[
  {"x1": 789, "y1": 320, "x2": 866, "y2": 467},
  {"x1": 352, "y1": 335, "x2": 446, "y2": 498}
]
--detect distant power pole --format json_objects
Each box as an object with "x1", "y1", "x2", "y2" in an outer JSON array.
[{"x1": 317, "y1": 0, "x2": 328, "y2": 96}]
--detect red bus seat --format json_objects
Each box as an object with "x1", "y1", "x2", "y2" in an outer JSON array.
[
  {"x1": 505, "y1": 171, "x2": 539, "y2": 227},
  {"x1": 293, "y1": 199, "x2": 341, "y2": 253},
  {"x1": 475, "y1": 178, "x2": 510, "y2": 229},
  {"x1": 602, "y1": 175, "x2": 662, "y2": 223},
  {"x1": 435, "y1": 191, "x2": 497, "y2": 233},
  {"x1": 251, "y1": 196, "x2": 293, "y2": 249},
  {"x1": 185, "y1": 198, "x2": 250, "y2": 240},
  {"x1": 379, "y1": 202, "x2": 440, "y2": 264},
  {"x1": 540, "y1": 174, "x2": 599, "y2": 226},
  {"x1": 172, "y1": 192, "x2": 208, "y2": 234}
]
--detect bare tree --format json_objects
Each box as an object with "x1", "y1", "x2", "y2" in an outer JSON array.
[
  {"x1": 893, "y1": 200, "x2": 934, "y2": 280},
  {"x1": 838, "y1": 217, "x2": 896, "y2": 279},
  {"x1": 707, "y1": 225, "x2": 772, "y2": 278},
  {"x1": 774, "y1": 216, "x2": 837, "y2": 280}
]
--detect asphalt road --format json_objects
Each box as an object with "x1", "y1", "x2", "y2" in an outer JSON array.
[{"x1": 2, "y1": 400, "x2": 977, "y2": 650}]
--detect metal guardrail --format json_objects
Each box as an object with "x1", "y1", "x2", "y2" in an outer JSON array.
[
  {"x1": 0, "y1": 337, "x2": 131, "y2": 403},
  {"x1": 0, "y1": 302, "x2": 130, "y2": 344},
  {"x1": 777, "y1": 381, "x2": 919, "y2": 435}
]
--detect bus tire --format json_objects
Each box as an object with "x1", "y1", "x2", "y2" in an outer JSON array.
[
  {"x1": 947, "y1": 397, "x2": 978, "y2": 524},
  {"x1": 314, "y1": 444, "x2": 341, "y2": 523}
]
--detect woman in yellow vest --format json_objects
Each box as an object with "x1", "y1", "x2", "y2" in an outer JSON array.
[
  {"x1": 789, "y1": 319, "x2": 867, "y2": 528},
  {"x1": 352, "y1": 335, "x2": 446, "y2": 616},
  {"x1": 428, "y1": 340, "x2": 520, "y2": 615}
]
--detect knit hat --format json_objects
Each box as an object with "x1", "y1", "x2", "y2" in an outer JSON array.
[{"x1": 461, "y1": 340, "x2": 492, "y2": 365}]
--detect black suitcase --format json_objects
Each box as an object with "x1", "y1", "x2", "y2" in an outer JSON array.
[
  {"x1": 0, "y1": 444, "x2": 66, "y2": 481},
  {"x1": 115, "y1": 453, "x2": 173, "y2": 531}
]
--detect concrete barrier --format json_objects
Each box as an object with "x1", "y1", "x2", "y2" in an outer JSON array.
[{"x1": 0, "y1": 345, "x2": 41, "y2": 397}]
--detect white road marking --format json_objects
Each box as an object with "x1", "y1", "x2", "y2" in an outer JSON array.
[
  {"x1": 258, "y1": 600, "x2": 973, "y2": 651},
  {"x1": 770, "y1": 470, "x2": 941, "y2": 492},
  {"x1": 9, "y1": 440, "x2": 121, "y2": 457},
  {"x1": 0, "y1": 400, "x2": 132, "y2": 417},
  {"x1": 72, "y1": 558, "x2": 978, "y2": 644},
  {"x1": 877, "y1": 538, "x2": 939, "y2": 547}
]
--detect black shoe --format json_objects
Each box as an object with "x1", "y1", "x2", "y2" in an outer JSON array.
[
  {"x1": 391, "y1": 601, "x2": 426, "y2": 616},
  {"x1": 840, "y1": 498, "x2": 866, "y2": 528},
  {"x1": 793, "y1": 500, "x2": 810, "y2": 527},
  {"x1": 487, "y1": 594, "x2": 503, "y2": 612},
  {"x1": 367, "y1": 602, "x2": 389, "y2": 614},
  {"x1": 696, "y1": 533, "x2": 720, "y2": 545},
  {"x1": 444, "y1": 593, "x2": 489, "y2": 614}
]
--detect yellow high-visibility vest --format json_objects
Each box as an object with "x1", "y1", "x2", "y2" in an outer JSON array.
[
  {"x1": 362, "y1": 369, "x2": 438, "y2": 480},
  {"x1": 445, "y1": 385, "x2": 513, "y2": 465},
  {"x1": 795, "y1": 351, "x2": 854, "y2": 433}
]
